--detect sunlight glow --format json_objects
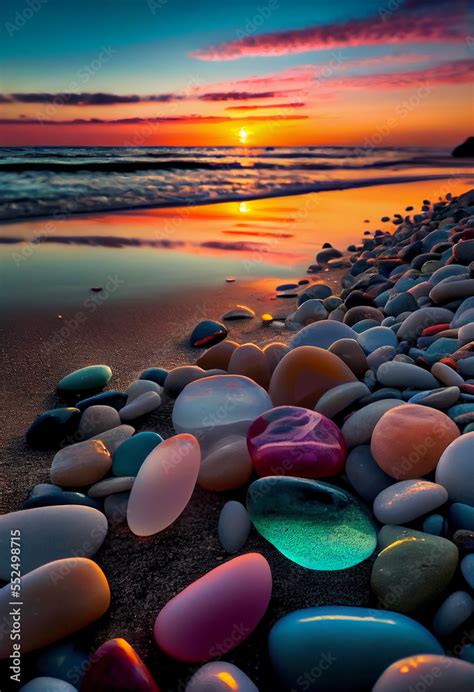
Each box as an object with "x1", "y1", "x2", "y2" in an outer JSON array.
[
  {"x1": 239, "y1": 201, "x2": 250, "y2": 213},
  {"x1": 216, "y1": 671, "x2": 239, "y2": 690},
  {"x1": 238, "y1": 127, "x2": 249, "y2": 144}
]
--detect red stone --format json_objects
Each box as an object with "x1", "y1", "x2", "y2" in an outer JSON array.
[
  {"x1": 420, "y1": 324, "x2": 450, "y2": 337},
  {"x1": 81, "y1": 638, "x2": 160, "y2": 691},
  {"x1": 439, "y1": 357, "x2": 458, "y2": 370}
]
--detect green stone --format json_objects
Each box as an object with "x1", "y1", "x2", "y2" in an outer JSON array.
[
  {"x1": 112, "y1": 431, "x2": 163, "y2": 477},
  {"x1": 57, "y1": 365, "x2": 113, "y2": 398},
  {"x1": 246, "y1": 477, "x2": 377, "y2": 570},
  {"x1": 371, "y1": 536, "x2": 458, "y2": 613}
]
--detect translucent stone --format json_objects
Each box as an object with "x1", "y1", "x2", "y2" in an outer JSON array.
[{"x1": 247, "y1": 477, "x2": 376, "y2": 570}]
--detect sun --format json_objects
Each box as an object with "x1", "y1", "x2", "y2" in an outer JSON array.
[{"x1": 238, "y1": 127, "x2": 249, "y2": 145}]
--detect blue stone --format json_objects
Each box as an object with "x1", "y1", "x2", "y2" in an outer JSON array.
[
  {"x1": 22, "y1": 483, "x2": 102, "y2": 510},
  {"x1": 139, "y1": 367, "x2": 168, "y2": 386},
  {"x1": 57, "y1": 365, "x2": 112, "y2": 398},
  {"x1": 423, "y1": 514, "x2": 445, "y2": 536},
  {"x1": 34, "y1": 639, "x2": 90, "y2": 687},
  {"x1": 460, "y1": 644, "x2": 474, "y2": 664},
  {"x1": 269, "y1": 606, "x2": 443, "y2": 692},
  {"x1": 76, "y1": 390, "x2": 128, "y2": 412},
  {"x1": 461, "y1": 554, "x2": 474, "y2": 589},
  {"x1": 448, "y1": 404, "x2": 474, "y2": 425},
  {"x1": 190, "y1": 320, "x2": 227, "y2": 347},
  {"x1": 357, "y1": 326, "x2": 398, "y2": 353},
  {"x1": 112, "y1": 431, "x2": 163, "y2": 476},
  {"x1": 297, "y1": 284, "x2": 332, "y2": 305},
  {"x1": 352, "y1": 320, "x2": 382, "y2": 334},
  {"x1": 277, "y1": 283, "x2": 298, "y2": 292},
  {"x1": 450, "y1": 503, "x2": 474, "y2": 532},
  {"x1": 26, "y1": 408, "x2": 81, "y2": 448}
]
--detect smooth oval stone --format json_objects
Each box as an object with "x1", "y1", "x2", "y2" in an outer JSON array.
[
  {"x1": 344, "y1": 305, "x2": 384, "y2": 327},
  {"x1": 112, "y1": 431, "x2": 163, "y2": 477},
  {"x1": 91, "y1": 424, "x2": 134, "y2": 454},
  {"x1": 164, "y1": 366, "x2": 206, "y2": 397},
  {"x1": 454, "y1": 529, "x2": 474, "y2": 550},
  {"x1": 373, "y1": 480, "x2": 448, "y2": 524},
  {"x1": 378, "y1": 524, "x2": 436, "y2": 550},
  {"x1": 329, "y1": 338, "x2": 368, "y2": 377},
  {"x1": 190, "y1": 320, "x2": 227, "y2": 347},
  {"x1": 26, "y1": 408, "x2": 81, "y2": 448},
  {"x1": 33, "y1": 638, "x2": 89, "y2": 686},
  {"x1": 127, "y1": 434, "x2": 200, "y2": 536},
  {"x1": 228, "y1": 343, "x2": 271, "y2": 388},
  {"x1": 435, "y1": 432, "x2": 474, "y2": 504},
  {"x1": 76, "y1": 390, "x2": 128, "y2": 412},
  {"x1": 384, "y1": 291, "x2": 418, "y2": 316},
  {"x1": 57, "y1": 365, "x2": 112, "y2": 398},
  {"x1": 371, "y1": 536, "x2": 458, "y2": 613},
  {"x1": 341, "y1": 399, "x2": 405, "y2": 448},
  {"x1": 222, "y1": 305, "x2": 256, "y2": 320},
  {"x1": 269, "y1": 346, "x2": 356, "y2": 409},
  {"x1": 153, "y1": 553, "x2": 272, "y2": 661},
  {"x1": 0, "y1": 505, "x2": 107, "y2": 579},
  {"x1": 317, "y1": 247, "x2": 342, "y2": 263},
  {"x1": 81, "y1": 638, "x2": 160, "y2": 691},
  {"x1": 450, "y1": 502, "x2": 474, "y2": 531},
  {"x1": 297, "y1": 283, "x2": 332, "y2": 304},
  {"x1": 430, "y1": 278, "x2": 474, "y2": 304},
  {"x1": 104, "y1": 491, "x2": 129, "y2": 526},
  {"x1": 376, "y1": 361, "x2": 439, "y2": 389},
  {"x1": 88, "y1": 476, "x2": 134, "y2": 498},
  {"x1": 345, "y1": 445, "x2": 393, "y2": 502},
  {"x1": 247, "y1": 406, "x2": 346, "y2": 479},
  {"x1": 268, "y1": 606, "x2": 443, "y2": 692},
  {"x1": 22, "y1": 484, "x2": 102, "y2": 511},
  {"x1": 459, "y1": 357, "x2": 474, "y2": 378},
  {"x1": 432, "y1": 591, "x2": 473, "y2": 637},
  {"x1": 372, "y1": 655, "x2": 474, "y2": 692},
  {"x1": 198, "y1": 436, "x2": 253, "y2": 491},
  {"x1": 397, "y1": 308, "x2": 454, "y2": 341},
  {"x1": 51, "y1": 439, "x2": 111, "y2": 486},
  {"x1": 185, "y1": 662, "x2": 258, "y2": 692},
  {"x1": 408, "y1": 386, "x2": 460, "y2": 409},
  {"x1": 218, "y1": 501, "x2": 251, "y2": 553},
  {"x1": 357, "y1": 326, "x2": 398, "y2": 354},
  {"x1": 371, "y1": 404, "x2": 460, "y2": 479},
  {"x1": 289, "y1": 321, "x2": 357, "y2": 349},
  {"x1": 139, "y1": 367, "x2": 168, "y2": 385},
  {"x1": 247, "y1": 477, "x2": 376, "y2": 570},
  {"x1": 423, "y1": 513, "x2": 445, "y2": 536},
  {"x1": 461, "y1": 553, "x2": 474, "y2": 588},
  {"x1": 263, "y1": 342, "x2": 290, "y2": 373},
  {"x1": 460, "y1": 644, "x2": 474, "y2": 664},
  {"x1": 77, "y1": 405, "x2": 121, "y2": 439},
  {"x1": 0, "y1": 558, "x2": 110, "y2": 658},
  {"x1": 126, "y1": 379, "x2": 162, "y2": 402},
  {"x1": 367, "y1": 345, "x2": 397, "y2": 371},
  {"x1": 172, "y1": 375, "x2": 272, "y2": 451},
  {"x1": 196, "y1": 340, "x2": 239, "y2": 370},
  {"x1": 20, "y1": 678, "x2": 77, "y2": 691},
  {"x1": 315, "y1": 381, "x2": 370, "y2": 418},
  {"x1": 120, "y1": 391, "x2": 161, "y2": 421}
]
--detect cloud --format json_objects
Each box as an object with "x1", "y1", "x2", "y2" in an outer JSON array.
[
  {"x1": 191, "y1": 0, "x2": 468, "y2": 60},
  {"x1": 0, "y1": 92, "x2": 186, "y2": 105},
  {"x1": 198, "y1": 89, "x2": 299, "y2": 101},
  {"x1": 225, "y1": 102, "x2": 305, "y2": 111},
  {"x1": 0, "y1": 114, "x2": 308, "y2": 126}
]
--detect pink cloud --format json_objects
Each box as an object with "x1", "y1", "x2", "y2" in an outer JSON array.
[{"x1": 225, "y1": 102, "x2": 306, "y2": 111}]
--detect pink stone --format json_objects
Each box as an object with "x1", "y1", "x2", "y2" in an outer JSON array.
[
  {"x1": 153, "y1": 553, "x2": 272, "y2": 661},
  {"x1": 247, "y1": 406, "x2": 346, "y2": 479},
  {"x1": 127, "y1": 434, "x2": 200, "y2": 536}
]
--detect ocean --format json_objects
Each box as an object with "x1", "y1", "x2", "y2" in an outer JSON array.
[{"x1": 1, "y1": 146, "x2": 473, "y2": 222}]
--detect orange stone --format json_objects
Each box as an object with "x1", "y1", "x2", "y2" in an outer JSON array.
[
  {"x1": 268, "y1": 346, "x2": 357, "y2": 409},
  {"x1": 196, "y1": 340, "x2": 239, "y2": 370},
  {"x1": 263, "y1": 342, "x2": 290, "y2": 373},
  {"x1": 228, "y1": 343, "x2": 271, "y2": 388},
  {"x1": 371, "y1": 404, "x2": 460, "y2": 480}
]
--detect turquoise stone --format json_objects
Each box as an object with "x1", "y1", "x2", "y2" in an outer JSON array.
[
  {"x1": 112, "y1": 431, "x2": 163, "y2": 476},
  {"x1": 423, "y1": 514, "x2": 445, "y2": 536},
  {"x1": 269, "y1": 606, "x2": 443, "y2": 692},
  {"x1": 57, "y1": 365, "x2": 112, "y2": 398},
  {"x1": 448, "y1": 404, "x2": 474, "y2": 425},
  {"x1": 449, "y1": 502, "x2": 474, "y2": 532},
  {"x1": 140, "y1": 367, "x2": 168, "y2": 386},
  {"x1": 246, "y1": 477, "x2": 376, "y2": 570},
  {"x1": 34, "y1": 639, "x2": 90, "y2": 687}
]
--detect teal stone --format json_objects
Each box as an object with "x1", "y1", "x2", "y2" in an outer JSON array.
[
  {"x1": 139, "y1": 367, "x2": 168, "y2": 386},
  {"x1": 449, "y1": 503, "x2": 474, "y2": 532},
  {"x1": 423, "y1": 514, "x2": 445, "y2": 536},
  {"x1": 57, "y1": 365, "x2": 112, "y2": 398},
  {"x1": 34, "y1": 639, "x2": 89, "y2": 687},
  {"x1": 22, "y1": 483, "x2": 102, "y2": 511},
  {"x1": 448, "y1": 404, "x2": 474, "y2": 425},
  {"x1": 112, "y1": 431, "x2": 163, "y2": 476},
  {"x1": 246, "y1": 477, "x2": 376, "y2": 570},
  {"x1": 268, "y1": 606, "x2": 444, "y2": 692}
]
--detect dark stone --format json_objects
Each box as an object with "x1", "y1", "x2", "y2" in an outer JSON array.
[
  {"x1": 76, "y1": 390, "x2": 128, "y2": 412},
  {"x1": 190, "y1": 320, "x2": 227, "y2": 348},
  {"x1": 22, "y1": 483, "x2": 102, "y2": 510},
  {"x1": 452, "y1": 137, "x2": 474, "y2": 158},
  {"x1": 453, "y1": 530, "x2": 474, "y2": 551},
  {"x1": 139, "y1": 367, "x2": 168, "y2": 386},
  {"x1": 344, "y1": 290, "x2": 376, "y2": 309},
  {"x1": 26, "y1": 407, "x2": 81, "y2": 448}
]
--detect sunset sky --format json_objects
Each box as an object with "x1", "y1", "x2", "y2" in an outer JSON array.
[{"x1": 0, "y1": 0, "x2": 472, "y2": 146}]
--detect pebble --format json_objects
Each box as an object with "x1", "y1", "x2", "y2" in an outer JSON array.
[
  {"x1": 76, "y1": 390, "x2": 128, "y2": 412},
  {"x1": 345, "y1": 445, "x2": 393, "y2": 502},
  {"x1": 190, "y1": 320, "x2": 227, "y2": 347},
  {"x1": 262, "y1": 342, "x2": 289, "y2": 372},
  {"x1": 26, "y1": 408, "x2": 81, "y2": 448},
  {"x1": 314, "y1": 381, "x2": 370, "y2": 418},
  {"x1": 90, "y1": 424, "x2": 135, "y2": 454},
  {"x1": 222, "y1": 305, "x2": 255, "y2": 320},
  {"x1": 185, "y1": 662, "x2": 258, "y2": 692},
  {"x1": 81, "y1": 638, "x2": 159, "y2": 691},
  {"x1": 329, "y1": 338, "x2": 368, "y2": 377},
  {"x1": 372, "y1": 655, "x2": 474, "y2": 692},
  {"x1": 196, "y1": 340, "x2": 239, "y2": 370},
  {"x1": 378, "y1": 524, "x2": 433, "y2": 549},
  {"x1": 373, "y1": 480, "x2": 448, "y2": 524},
  {"x1": 268, "y1": 606, "x2": 443, "y2": 692},
  {"x1": 344, "y1": 306, "x2": 384, "y2": 327},
  {"x1": 126, "y1": 379, "x2": 162, "y2": 402},
  {"x1": 357, "y1": 326, "x2": 398, "y2": 354},
  {"x1": 371, "y1": 404, "x2": 459, "y2": 479},
  {"x1": 22, "y1": 483, "x2": 102, "y2": 510},
  {"x1": 112, "y1": 431, "x2": 163, "y2": 477},
  {"x1": 20, "y1": 679, "x2": 77, "y2": 691},
  {"x1": 423, "y1": 514, "x2": 445, "y2": 536},
  {"x1": 435, "y1": 432, "x2": 474, "y2": 504},
  {"x1": 461, "y1": 553, "x2": 474, "y2": 588},
  {"x1": 56, "y1": 365, "x2": 112, "y2": 398},
  {"x1": 153, "y1": 553, "x2": 272, "y2": 661},
  {"x1": 198, "y1": 436, "x2": 253, "y2": 491},
  {"x1": 297, "y1": 283, "x2": 332, "y2": 303},
  {"x1": 127, "y1": 434, "x2": 200, "y2": 536},
  {"x1": 430, "y1": 278, "x2": 474, "y2": 303},
  {"x1": 164, "y1": 366, "x2": 206, "y2": 397},
  {"x1": 371, "y1": 535, "x2": 458, "y2": 612},
  {"x1": 289, "y1": 320, "x2": 357, "y2": 349},
  {"x1": 88, "y1": 476, "x2": 134, "y2": 498},
  {"x1": 0, "y1": 558, "x2": 110, "y2": 658},
  {"x1": 397, "y1": 308, "x2": 454, "y2": 341},
  {"x1": 139, "y1": 367, "x2": 168, "y2": 385},
  {"x1": 228, "y1": 343, "x2": 271, "y2": 388},
  {"x1": 316, "y1": 247, "x2": 342, "y2": 263},
  {"x1": 432, "y1": 591, "x2": 473, "y2": 637},
  {"x1": 77, "y1": 405, "x2": 121, "y2": 439},
  {"x1": 408, "y1": 386, "x2": 460, "y2": 409},
  {"x1": 119, "y1": 391, "x2": 161, "y2": 421},
  {"x1": 341, "y1": 399, "x2": 405, "y2": 448},
  {"x1": 33, "y1": 639, "x2": 89, "y2": 687},
  {"x1": 173, "y1": 375, "x2": 272, "y2": 452},
  {"x1": 247, "y1": 477, "x2": 376, "y2": 570},
  {"x1": 366, "y1": 345, "x2": 397, "y2": 371},
  {"x1": 247, "y1": 405, "x2": 346, "y2": 478},
  {"x1": 287, "y1": 298, "x2": 328, "y2": 327},
  {"x1": 376, "y1": 361, "x2": 440, "y2": 389},
  {"x1": 431, "y1": 362, "x2": 464, "y2": 388},
  {"x1": 104, "y1": 492, "x2": 129, "y2": 526},
  {"x1": 50, "y1": 439, "x2": 111, "y2": 486},
  {"x1": 218, "y1": 501, "x2": 251, "y2": 553},
  {"x1": 0, "y1": 506, "x2": 107, "y2": 579},
  {"x1": 450, "y1": 502, "x2": 474, "y2": 531},
  {"x1": 269, "y1": 346, "x2": 356, "y2": 409}
]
